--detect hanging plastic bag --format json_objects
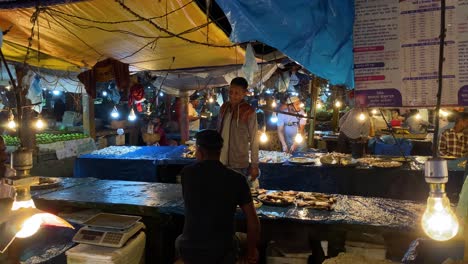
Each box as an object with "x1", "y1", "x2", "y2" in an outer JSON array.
[
  {"x1": 242, "y1": 43, "x2": 258, "y2": 86},
  {"x1": 108, "y1": 82, "x2": 120, "y2": 104},
  {"x1": 26, "y1": 74, "x2": 43, "y2": 113}
]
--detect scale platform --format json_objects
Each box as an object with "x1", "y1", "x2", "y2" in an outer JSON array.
[{"x1": 73, "y1": 213, "x2": 145, "y2": 248}]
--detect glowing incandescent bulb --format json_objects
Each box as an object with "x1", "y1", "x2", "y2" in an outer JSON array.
[
  {"x1": 316, "y1": 102, "x2": 322, "y2": 109},
  {"x1": 271, "y1": 100, "x2": 277, "y2": 108},
  {"x1": 260, "y1": 132, "x2": 268, "y2": 143},
  {"x1": 295, "y1": 132, "x2": 304, "y2": 144},
  {"x1": 299, "y1": 103, "x2": 305, "y2": 108},
  {"x1": 335, "y1": 101, "x2": 342, "y2": 108},
  {"x1": 208, "y1": 97, "x2": 214, "y2": 103},
  {"x1": 421, "y1": 195, "x2": 459, "y2": 241},
  {"x1": 415, "y1": 113, "x2": 422, "y2": 120},
  {"x1": 7, "y1": 120, "x2": 16, "y2": 129},
  {"x1": 35, "y1": 118, "x2": 45, "y2": 129},
  {"x1": 358, "y1": 113, "x2": 366, "y2": 121},
  {"x1": 371, "y1": 109, "x2": 378, "y2": 115},
  {"x1": 440, "y1": 109, "x2": 449, "y2": 117}
]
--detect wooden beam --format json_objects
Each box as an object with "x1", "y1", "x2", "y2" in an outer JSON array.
[{"x1": 82, "y1": 93, "x2": 96, "y2": 139}]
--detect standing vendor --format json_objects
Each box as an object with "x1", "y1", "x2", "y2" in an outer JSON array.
[
  {"x1": 337, "y1": 107, "x2": 370, "y2": 158},
  {"x1": 188, "y1": 95, "x2": 201, "y2": 131},
  {"x1": 218, "y1": 77, "x2": 259, "y2": 188},
  {"x1": 277, "y1": 96, "x2": 306, "y2": 153}
]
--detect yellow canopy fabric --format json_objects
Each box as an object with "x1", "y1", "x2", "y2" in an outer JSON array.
[{"x1": 0, "y1": 0, "x2": 244, "y2": 72}]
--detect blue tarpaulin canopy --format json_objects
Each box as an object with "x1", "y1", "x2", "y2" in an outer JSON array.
[{"x1": 216, "y1": 0, "x2": 355, "y2": 87}]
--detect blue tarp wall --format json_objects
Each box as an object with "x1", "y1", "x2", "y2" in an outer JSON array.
[{"x1": 216, "y1": 0, "x2": 355, "y2": 87}]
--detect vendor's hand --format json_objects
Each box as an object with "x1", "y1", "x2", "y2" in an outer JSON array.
[
  {"x1": 282, "y1": 143, "x2": 288, "y2": 152},
  {"x1": 247, "y1": 248, "x2": 259, "y2": 264},
  {"x1": 249, "y1": 166, "x2": 259, "y2": 181},
  {"x1": 289, "y1": 144, "x2": 298, "y2": 153}
]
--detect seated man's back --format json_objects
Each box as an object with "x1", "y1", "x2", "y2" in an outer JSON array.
[
  {"x1": 176, "y1": 129, "x2": 259, "y2": 264},
  {"x1": 179, "y1": 160, "x2": 251, "y2": 250}
]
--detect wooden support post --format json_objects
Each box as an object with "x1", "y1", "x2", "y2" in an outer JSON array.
[
  {"x1": 165, "y1": 95, "x2": 172, "y2": 120},
  {"x1": 179, "y1": 96, "x2": 189, "y2": 143},
  {"x1": 308, "y1": 78, "x2": 319, "y2": 148},
  {"x1": 15, "y1": 66, "x2": 35, "y2": 149},
  {"x1": 82, "y1": 93, "x2": 96, "y2": 139}
]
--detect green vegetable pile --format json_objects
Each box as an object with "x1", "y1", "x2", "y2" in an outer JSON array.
[{"x1": 3, "y1": 133, "x2": 88, "y2": 146}]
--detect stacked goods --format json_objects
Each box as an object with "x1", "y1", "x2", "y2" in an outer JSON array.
[
  {"x1": 257, "y1": 190, "x2": 337, "y2": 210},
  {"x1": 3, "y1": 133, "x2": 88, "y2": 146}
]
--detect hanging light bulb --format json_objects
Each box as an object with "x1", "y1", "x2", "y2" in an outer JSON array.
[
  {"x1": 316, "y1": 102, "x2": 322, "y2": 109},
  {"x1": 260, "y1": 131, "x2": 268, "y2": 143},
  {"x1": 371, "y1": 109, "x2": 378, "y2": 115},
  {"x1": 7, "y1": 111, "x2": 16, "y2": 130},
  {"x1": 421, "y1": 159, "x2": 459, "y2": 241},
  {"x1": 35, "y1": 118, "x2": 45, "y2": 130},
  {"x1": 415, "y1": 113, "x2": 422, "y2": 120},
  {"x1": 440, "y1": 109, "x2": 449, "y2": 117},
  {"x1": 299, "y1": 103, "x2": 305, "y2": 108},
  {"x1": 5, "y1": 85, "x2": 11, "y2": 91},
  {"x1": 271, "y1": 100, "x2": 277, "y2": 108},
  {"x1": 270, "y1": 113, "x2": 278, "y2": 123},
  {"x1": 52, "y1": 90, "x2": 61, "y2": 96},
  {"x1": 128, "y1": 108, "x2": 137, "y2": 121},
  {"x1": 358, "y1": 112, "x2": 366, "y2": 121},
  {"x1": 7, "y1": 120, "x2": 16, "y2": 130},
  {"x1": 102, "y1": 91, "x2": 108, "y2": 97},
  {"x1": 159, "y1": 92, "x2": 164, "y2": 97},
  {"x1": 422, "y1": 195, "x2": 459, "y2": 241},
  {"x1": 295, "y1": 132, "x2": 304, "y2": 144},
  {"x1": 208, "y1": 96, "x2": 214, "y2": 103},
  {"x1": 335, "y1": 100, "x2": 342, "y2": 108},
  {"x1": 111, "y1": 106, "x2": 119, "y2": 119}
]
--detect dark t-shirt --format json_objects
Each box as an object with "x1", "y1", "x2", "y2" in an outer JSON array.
[{"x1": 179, "y1": 160, "x2": 252, "y2": 250}]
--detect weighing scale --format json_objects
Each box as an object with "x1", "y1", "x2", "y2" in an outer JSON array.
[{"x1": 73, "y1": 213, "x2": 145, "y2": 248}]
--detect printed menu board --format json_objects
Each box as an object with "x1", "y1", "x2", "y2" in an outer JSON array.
[{"x1": 354, "y1": 0, "x2": 468, "y2": 107}]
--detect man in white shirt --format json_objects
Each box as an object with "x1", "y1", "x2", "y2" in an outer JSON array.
[
  {"x1": 188, "y1": 96, "x2": 201, "y2": 131},
  {"x1": 337, "y1": 107, "x2": 370, "y2": 158},
  {"x1": 277, "y1": 96, "x2": 307, "y2": 153}
]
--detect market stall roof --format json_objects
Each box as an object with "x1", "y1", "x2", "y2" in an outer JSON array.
[
  {"x1": 0, "y1": 0, "x2": 244, "y2": 72},
  {"x1": 149, "y1": 62, "x2": 279, "y2": 96}
]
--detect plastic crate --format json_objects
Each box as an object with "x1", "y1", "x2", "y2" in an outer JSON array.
[{"x1": 373, "y1": 140, "x2": 412, "y2": 156}]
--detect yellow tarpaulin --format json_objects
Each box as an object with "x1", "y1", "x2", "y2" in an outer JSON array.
[{"x1": 0, "y1": 0, "x2": 244, "y2": 72}]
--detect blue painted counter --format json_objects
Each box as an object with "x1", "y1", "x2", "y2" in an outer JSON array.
[
  {"x1": 74, "y1": 146, "x2": 178, "y2": 182},
  {"x1": 73, "y1": 146, "x2": 467, "y2": 202}
]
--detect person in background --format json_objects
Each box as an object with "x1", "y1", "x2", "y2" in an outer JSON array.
[
  {"x1": 439, "y1": 112, "x2": 468, "y2": 157},
  {"x1": 337, "y1": 107, "x2": 371, "y2": 158},
  {"x1": 439, "y1": 109, "x2": 456, "y2": 138},
  {"x1": 188, "y1": 95, "x2": 201, "y2": 131},
  {"x1": 208, "y1": 95, "x2": 221, "y2": 129},
  {"x1": 176, "y1": 130, "x2": 260, "y2": 264},
  {"x1": 151, "y1": 117, "x2": 168, "y2": 146},
  {"x1": 53, "y1": 98, "x2": 66, "y2": 122},
  {"x1": 405, "y1": 109, "x2": 430, "y2": 134},
  {"x1": 218, "y1": 77, "x2": 259, "y2": 188},
  {"x1": 390, "y1": 109, "x2": 404, "y2": 127},
  {"x1": 277, "y1": 96, "x2": 306, "y2": 153}
]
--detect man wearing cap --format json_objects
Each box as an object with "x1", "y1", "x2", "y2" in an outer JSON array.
[
  {"x1": 189, "y1": 95, "x2": 201, "y2": 131},
  {"x1": 277, "y1": 96, "x2": 307, "y2": 153},
  {"x1": 176, "y1": 130, "x2": 260, "y2": 264}
]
